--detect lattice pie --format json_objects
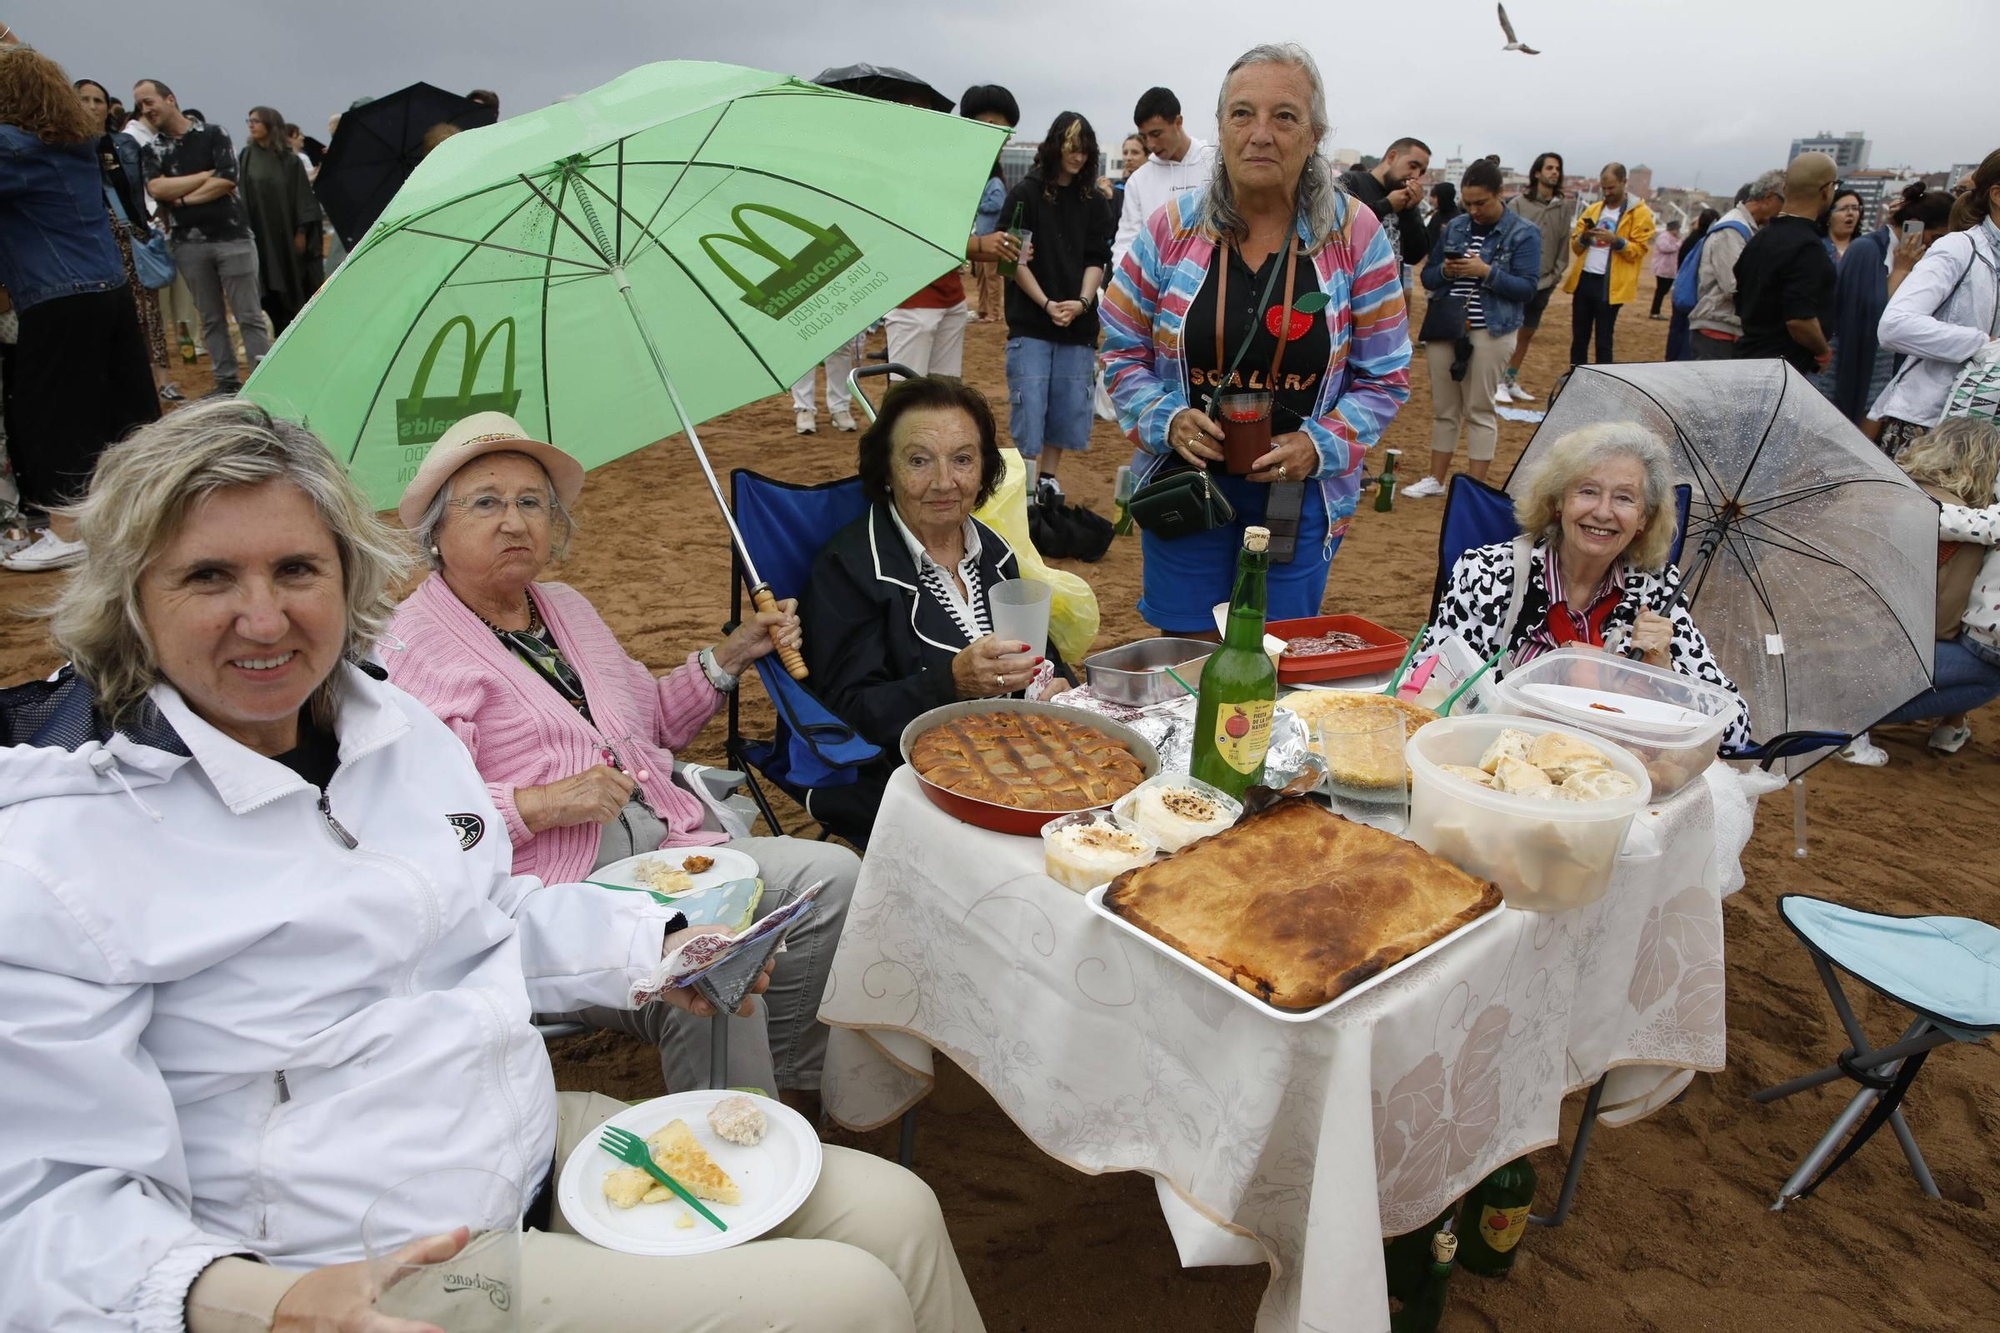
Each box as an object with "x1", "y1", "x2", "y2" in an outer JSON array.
[{"x1": 911, "y1": 711, "x2": 1147, "y2": 811}]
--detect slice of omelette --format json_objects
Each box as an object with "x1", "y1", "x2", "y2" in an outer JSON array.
[{"x1": 602, "y1": 1118, "x2": 741, "y2": 1209}]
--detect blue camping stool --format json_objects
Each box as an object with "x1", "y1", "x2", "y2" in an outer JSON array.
[
  {"x1": 726, "y1": 469, "x2": 881, "y2": 842},
  {"x1": 1753, "y1": 895, "x2": 2000, "y2": 1208}
]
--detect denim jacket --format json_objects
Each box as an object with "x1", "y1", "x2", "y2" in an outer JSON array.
[
  {"x1": 1420, "y1": 209, "x2": 1542, "y2": 337},
  {"x1": 0, "y1": 125, "x2": 126, "y2": 311}
]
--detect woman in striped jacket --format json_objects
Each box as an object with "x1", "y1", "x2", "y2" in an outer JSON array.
[{"x1": 1099, "y1": 42, "x2": 1411, "y2": 632}]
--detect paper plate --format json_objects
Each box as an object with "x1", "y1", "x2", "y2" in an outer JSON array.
[
  {"x1": 594, "y1": 846, "x2": 760, "y2": 900},
  {"x1": 556, "y1": 1090, "x2": 821, "y2": 1256}
]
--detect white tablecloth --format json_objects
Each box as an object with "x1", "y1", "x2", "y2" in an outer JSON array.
[{"x1": 821, "y1": 766, "x2": 1758, "y2": 1333}]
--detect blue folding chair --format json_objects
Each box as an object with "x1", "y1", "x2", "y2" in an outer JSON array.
[
  {"x1": 1753, "y1": 896, "x2": 2000, "y2": 1209},
  {"x1": 726, "y1": 470, "x2": 882, "y2": 842}
]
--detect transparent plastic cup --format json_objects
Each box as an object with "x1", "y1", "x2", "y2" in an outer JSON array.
[
  {"x1": 1318, "y1": 708, "x2": 1409, "y2": 834},
  {"x1": 363, "y1": 1168, "x2": 522, "y2": 1330},
  {"x1": 988, "y1": 578, "x2": 1052, "y2": 657}
]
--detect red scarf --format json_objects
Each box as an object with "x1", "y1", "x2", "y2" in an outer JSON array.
[{"x1": 1543, "y1": 553, "x2": 1625, "y2": 650}]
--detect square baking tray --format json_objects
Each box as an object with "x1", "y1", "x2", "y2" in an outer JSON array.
[{"x1": 1082, "y1": 881, "x2": 1502, "y2": 1022}]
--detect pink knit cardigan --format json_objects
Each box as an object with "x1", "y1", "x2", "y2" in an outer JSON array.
[{"x1": 385, "y1": 573, "x2": 727, "y2": 885}]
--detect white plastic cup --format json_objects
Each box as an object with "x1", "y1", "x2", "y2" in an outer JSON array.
[
  {"x1": 988, "y1": 578, "x2": 1053, "y2": 657},
  {"x1": 363, "y1": 1168, "x2": 522, "y2": 1330}
]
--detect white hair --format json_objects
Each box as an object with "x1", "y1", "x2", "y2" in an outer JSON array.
[{"x1": 1196, "y1": 43, "x2": 1344, "y2": 247}]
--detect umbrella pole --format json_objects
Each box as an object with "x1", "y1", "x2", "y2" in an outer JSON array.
[{"x1": 611, "y1": 270, "x2": 810, "y2": 680}]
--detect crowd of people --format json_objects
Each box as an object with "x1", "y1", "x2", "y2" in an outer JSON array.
[{"x1": 3, "y1": 22, "x2": 2000, "y2": 1332}]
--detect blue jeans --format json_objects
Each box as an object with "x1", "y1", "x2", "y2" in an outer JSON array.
[
  {"x1": 1005, "y1": 337, "x2": 1096, "y2": 458},
  {"x1": 1879, "y1": 637, "x2": 2000, "y2": 725}
]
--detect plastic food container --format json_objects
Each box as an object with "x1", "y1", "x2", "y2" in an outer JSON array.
[
  {"x1": 1041, "y1": 811, "x2": 1158, "y2": 893},
  {"x1": 1082, "y1": 638, "x2": 1216, "y2": 707},
  {"x1": 1490, "y1": 648, "x2": 1736, "y2": 799},
  {"x1": 1406, "y1": 715, "x2": 1651, "y2": 912},
  {"x1": 1111, "y1": 773, "x2": 1243, "y2": 853},
  {"x1": 1265, "y1": 614, "x2": 1410, "y2": 685}
]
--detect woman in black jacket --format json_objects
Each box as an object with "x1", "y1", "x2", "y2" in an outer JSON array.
[{"x1": 802, "y1": 376, "x2": 1074, "y2": 839}]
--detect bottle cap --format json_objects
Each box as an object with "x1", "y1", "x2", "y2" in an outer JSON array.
[
  {"x1": 1431, "y1": 1230, "x2": 1458, "y2": 1264},
  {"x1": 1244, "y1": 526, "x2": 1270, "y2": 553}
]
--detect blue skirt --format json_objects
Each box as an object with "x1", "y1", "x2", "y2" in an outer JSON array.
[{"x1": 1137, "y1": 473, "x2": 1340, "y2": 632}]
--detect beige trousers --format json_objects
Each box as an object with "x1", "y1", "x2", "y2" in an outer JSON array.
[
  {"x1": 1425, "y1": 326, "x2": 1519, "y2": 463},
  {"x1": 527, "y1": 1092, "x2": 986, "y2": 1332}
]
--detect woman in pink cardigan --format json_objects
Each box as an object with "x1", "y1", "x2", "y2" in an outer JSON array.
[{"x1": 385, "y1": 413, "x2": 856, "y2": 1100}]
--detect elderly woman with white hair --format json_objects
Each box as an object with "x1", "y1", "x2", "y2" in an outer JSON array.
[
  {"x1": 0, "y1": 399, "x2": 983, "y2": 1333},
  {"x1": 1099, "y1": 41, "x2": 1410, "y2": 633},
  {"x1": 383, "y1": 412, "x2": 856, "y2": 1103},
  {"x1": 1428, "y1": 420, "x2": 1753, "y2": 750}
]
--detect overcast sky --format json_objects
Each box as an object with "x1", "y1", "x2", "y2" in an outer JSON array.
[{"x1": 33, "y1": 0, "x2": 1996, "y2": 193}]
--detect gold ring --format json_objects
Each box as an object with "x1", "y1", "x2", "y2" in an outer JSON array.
[
  {"x1": 1277, "y1": 464, "x2": 1289, "y2": 480},
  {"x1": 996, "y1": 673, "x2": 1005, "y2": 689}
]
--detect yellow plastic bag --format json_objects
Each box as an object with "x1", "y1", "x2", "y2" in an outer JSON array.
[{"x1": 973, "y1": 449, "x2": 1100, "y2": 664}]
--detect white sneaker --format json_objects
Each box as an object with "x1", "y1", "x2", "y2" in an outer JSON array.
[
  {"x1": 831, "y1": 408, "x2": 857, "y2": 432},
  {"x1": 794, "y1": 409, "x2": 817, "y2": 435},
  {"x1": 1507, "y1": 381, "x2": 1539, "y2": 403},
  {"x1": 1401, "y1": 475, "x2": 1446, "y2": 499},
  {"x1": 1494, "y1": 386, "x2": 1514, "y2": 408},
  {"x1": 1928, "y1": 722, "x2": 1972, "y2": 754},
  {"x1": 1, "y1": 530, "x2": 85, "y2": 571},
  {"x1": 1838, "y1": 733, "x2": 1889, "y2": 767}
]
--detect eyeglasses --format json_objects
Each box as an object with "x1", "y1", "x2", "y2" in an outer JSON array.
[{"x1": 450, "y1": 493, "x2": 552, "y2": 521}]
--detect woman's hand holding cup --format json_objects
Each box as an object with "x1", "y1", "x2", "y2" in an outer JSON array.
[
  {"x1": 952, "y1": 634, "x2": 1042, "y2": 699},
  {"x1": 1167, "y1": 407, "x2": 1226, "y2": 468}
]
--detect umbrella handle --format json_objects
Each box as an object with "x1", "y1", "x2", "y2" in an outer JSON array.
[{"x1": 753, "y1": 586, "x2": 810, "y2": 680}]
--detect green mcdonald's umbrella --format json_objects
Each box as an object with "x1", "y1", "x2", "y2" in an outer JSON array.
[{"x1": 244, "y1": 61, "x2": 1004, "y2": 676}]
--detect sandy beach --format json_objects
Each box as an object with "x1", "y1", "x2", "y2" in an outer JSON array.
[{"x1": 5, "y1": 289, "x2": 1997, "y2": 1332}]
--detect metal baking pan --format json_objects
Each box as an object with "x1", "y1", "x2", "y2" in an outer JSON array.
[
  {"x1": 1081, "y1": 638, "x2": 1216, "y2": 707},
  {"x1": 898, "y1": 699, "x2": 1163, "y2": 836}
]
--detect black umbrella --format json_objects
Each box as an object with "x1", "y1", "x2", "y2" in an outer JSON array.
[
  {"x1": 809, "y1": 63, "x2": 954, "y2": 112},
  {"x1": 314, "y1": 82, "x2": 497, "y2": 247}
]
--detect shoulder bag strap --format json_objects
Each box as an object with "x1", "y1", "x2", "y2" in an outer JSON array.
[{"x1": 1268, "y1": 233, "x2": 1301, "y2": 387}]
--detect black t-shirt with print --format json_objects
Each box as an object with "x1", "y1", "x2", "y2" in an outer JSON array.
[
  {"x1": 1732, "y1": 215, "x2": 1836, "y2": 373},
  {"x1": 141, "y1": 122, "x2": 251, "y2": 242},
  {"x1": 1183, "y1": 240, "x2": 1332, "y2": 435}
]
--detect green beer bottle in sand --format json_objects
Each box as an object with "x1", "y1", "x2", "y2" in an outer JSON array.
[
  {"x1": 1454, "y1": 1156, "x2": 1536, "y2": 1277},
  {"x1": 1374, "y1": 448, "x2": 1399, "y2": 512},
  {"x1": 1390, "y1": 1229, "x2": 1458, "y2": 1332},
  {"x1": 1190, "y1": 526, "x2": 1277, "y2": 800}
]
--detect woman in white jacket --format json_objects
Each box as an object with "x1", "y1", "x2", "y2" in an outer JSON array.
[
  {"x1": 0, "y1": 401, "x2": 985, "y2": 1333},
  {"x1": 1869, "y1": 149, "x2": 2000, "y2": 456}
]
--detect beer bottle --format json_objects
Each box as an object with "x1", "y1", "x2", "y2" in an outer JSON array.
[
  {"x1": 1454, "y1": 1156, "x2": 1537, "y2": 1277},
  {"x1": 178, "y1": 322, "x2": 197, "y2": 364},
  {"x1": 997, "y1": 202, "x2": 1026, "y2": 278},
  {"x1": 1373, "y1": 448, "x2": 1399, "y2": 512},
  {"x1": 1383, "y1": 1207, "x2": 1453, "y2": 1304},
  {"x1": 1190, "y1": 526, "x2": 1277, "y2": 799},
  {"x1": 1390, "y1": 1230, "x2": 1458, "y2": 1333}
]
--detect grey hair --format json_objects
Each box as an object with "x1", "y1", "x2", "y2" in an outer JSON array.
[
  {"x1": 46, "y1": 398, "x2": 414, "y2": 725},
  {"x1": 413, "y1": 449, "x2": 577, "y2": 570},
  {"x1": 1513, "y1": 422, "x2": 1682, "y2": 572},
  {"x1": 1197, "y1": 43, "x2": 1344, "y2": 248},
  {"x1": 1748, "y1": 168, "x2": 1787, "y2": 202}
]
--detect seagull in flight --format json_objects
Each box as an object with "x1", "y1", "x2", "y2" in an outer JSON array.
[{"x1": 1498, "y1": 3, "x2": 1540, "y2": 54}]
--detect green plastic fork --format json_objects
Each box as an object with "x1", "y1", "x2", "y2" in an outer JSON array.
[{"x1": 598, "y1": 1126, "x2": 728, "y2": 1232}]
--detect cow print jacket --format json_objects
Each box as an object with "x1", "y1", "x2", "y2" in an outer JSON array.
[{"x1": 1430, "y1": 539, "x2": 1754, "y2": 752}]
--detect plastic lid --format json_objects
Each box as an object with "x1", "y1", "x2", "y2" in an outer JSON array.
[
  {"x1": 1244, "y1": 526, "x2": 1270, "y2": 552},
  {"x1": 1494, "y1": 648, "x2": 1736, "y2": 746}
]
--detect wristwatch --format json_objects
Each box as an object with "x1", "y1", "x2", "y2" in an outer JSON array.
[{"x1": 698, "y1": 646, "x2": 739, "y2": 693}]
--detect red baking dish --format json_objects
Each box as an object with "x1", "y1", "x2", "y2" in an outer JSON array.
[
  {"x1": 1267, "y1": 614, "x2": 1410, "y2": 685},
  {"x1": 897, "y1": 699, "x2": 1162, "y2": 836}
]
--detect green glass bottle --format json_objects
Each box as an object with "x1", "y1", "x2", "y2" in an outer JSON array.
[
  {"x1": 1390, "y1": 1231, "x2": 1458, "y2": 1333},
  {"x1": 996, "y1": 201, "x2": 1026, "y2": 278},
  {"x1": 1454, "y1": 1156, "x2": 1537, "y2": 1277},
  {"x1": 1383, "y1": 1207, "x2": 1453, "y2": 1305},
  {"x1": 178, "y1": 322, "x2": 197, "y2": 364},
  {"x1": 1190, "y1": 526, "x2": 1277, "y2": 800},
  {"x1": 1373, "y1": 447, "x2": 1400, "y2": 512}
]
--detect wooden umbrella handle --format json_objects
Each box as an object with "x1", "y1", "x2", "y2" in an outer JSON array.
[{"x1": 752, "y1": 586, "x2": 809, "y2": 680}]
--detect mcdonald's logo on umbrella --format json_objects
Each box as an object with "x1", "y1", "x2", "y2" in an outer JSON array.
[
  {"x1": 700, "y1": 203, "x2": 865, "y2": 320},
  {"x1": 396, "y1": 316, "x2": 524, "y2": 446}
]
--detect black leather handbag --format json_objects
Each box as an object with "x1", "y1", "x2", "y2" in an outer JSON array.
[{"x1": 1126, "y1": 463, "x2": 1236, "y2": 540}]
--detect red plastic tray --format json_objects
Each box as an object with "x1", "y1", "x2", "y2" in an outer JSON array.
[{"x1": 1267, "y1": 614, "x2": 1410, "y2": 685}]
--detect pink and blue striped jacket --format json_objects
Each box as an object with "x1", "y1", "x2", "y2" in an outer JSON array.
[{"x1": 1099, "y1": 184, "x2": 1411, "y2": 537}]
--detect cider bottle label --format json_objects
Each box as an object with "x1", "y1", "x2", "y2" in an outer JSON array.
[
  {"x1": 1478, "y1": 1203, "x2": 1530, "y2": 1254},
  {"x1": 1212, "y1": 700, "x2": 1274, "y2": 774}
]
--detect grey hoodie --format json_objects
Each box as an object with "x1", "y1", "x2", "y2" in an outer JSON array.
[{"x1": 1507, "y1": 188, "x2": 1574, "y2": 291}]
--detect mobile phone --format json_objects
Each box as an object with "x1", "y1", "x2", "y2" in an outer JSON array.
[
  {"x1": 1444, "y1": 247, "x2": 1467, "y2": 260},
  {"x1": 1902, "y1": 219, "x2": 1925, "y2": 239}
]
